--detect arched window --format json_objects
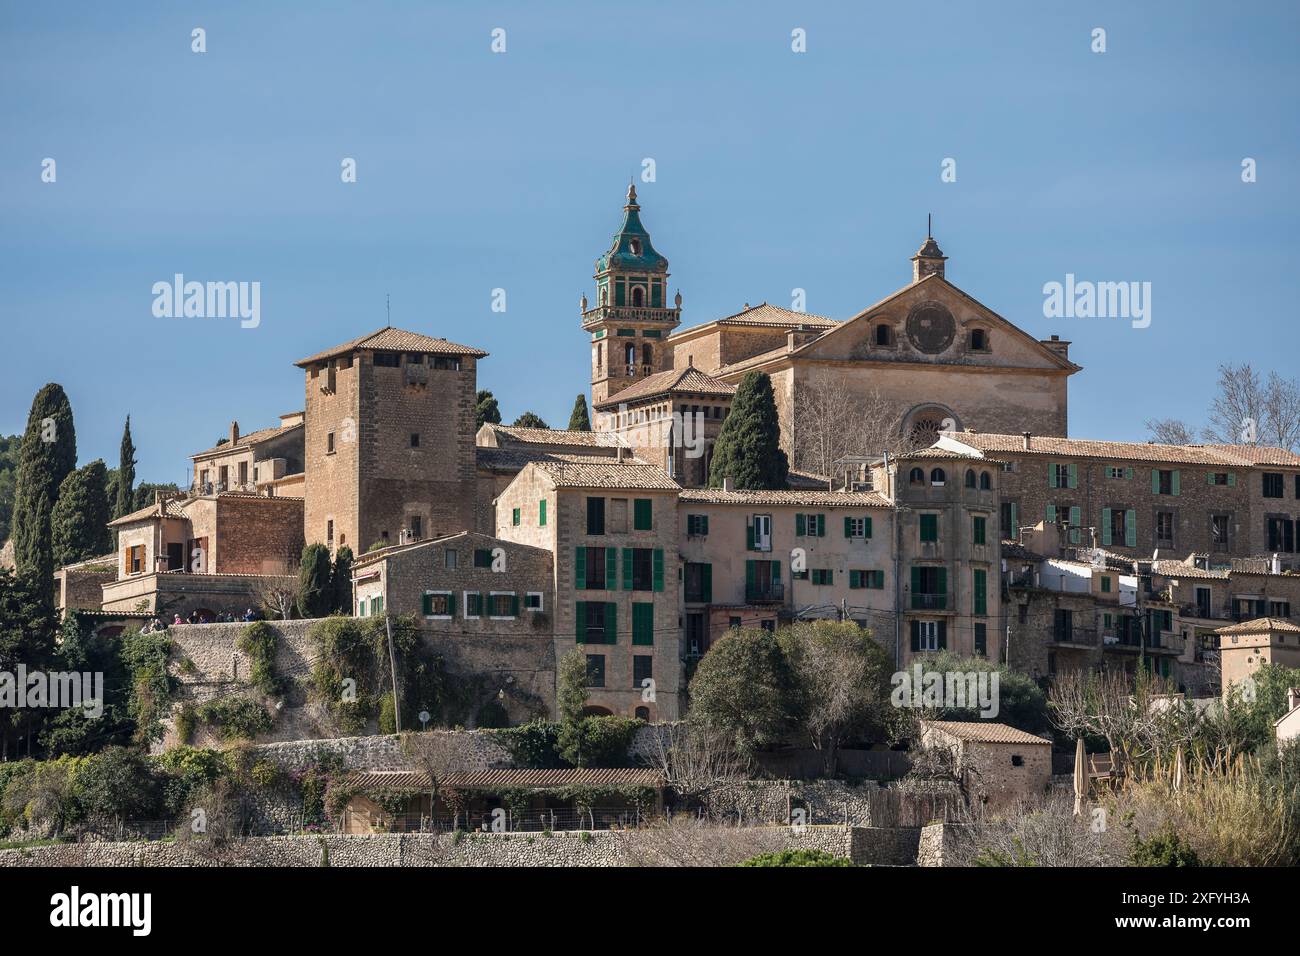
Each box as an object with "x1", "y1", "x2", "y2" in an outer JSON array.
[
  {"x1": 625, "y1": 344, "x2": 636, "y2": 373},
  {"x1": 875, "y1": 324, "x2": 893, "y2": 346},
  {"x1": 909, "y1": 467, "x2": 925, "y2": 485},
  {"x1": 599, "y1": 288, "x2": 608, "y2": 306},
  {"x1": 930, "y1": 468, "x2": 947, "y2": 486},
  {"x1": 634, "y1": 706, "x2": 650, "y2": 720},
  {"x1": 632, "y1": 286, "x2": 645, "y2": 307},
  {"x1": 642, "y1": 343, "x2": 653, "y2": 367},
  {"x1": 980, "y1": 471, "x2": 992, "y2": 490},
  {"x1": 965, "y1": 469, "x2": 977, "y2": 488},
  {"x1": 970, "y1": 328, "x2": 989, "y2": 351}
]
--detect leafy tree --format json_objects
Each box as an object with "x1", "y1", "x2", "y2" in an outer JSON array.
[
  {"x1": 114, "y1": 416, "x2": 136, "y2": 521},
  {"x1": 568, "y1": 394, "x2": 592, "y2": 431},
  {"x1": 512, "y1": 411, "x2": 549, "y2": 429},
  {"x1": 687, "y1": 627, "x2": 797, "y2": 758},
  {"x1": 12, "y1": 384, "x2": 77, "y2": 604},
  {"x1": 475, "y1": 390, "x2": 501, "y2": 429},
  {"x1": 131, "y1": 482, "x2": 180, "y2": 513},
  {"x1": 75, "y1": 746, "x2": 164, "y2": 824},
  {"x1": 331, "y1": 545, "x2": 354, "y2": 614},
  {"x1": 707, "y1": 371, "x2": 788, "y2": 489},
  {"x1": 40, "y1": 613, "x2": 133, "y2": 756},
  {"x1": 0, "y1": 567, "x2": 59, "y2": 759},
  {"x1": 909, "y1": 650, "x2": 1050, "y2": 734},
  {"x1": 556, "y1": 648, "x2": 590, "y2": 766},
  {"x1": 51, "y1": 459, "x2": 112, "y2": 567},
  {"x1": 296, "y1": 543, "x2": 333, "y2": 618}
]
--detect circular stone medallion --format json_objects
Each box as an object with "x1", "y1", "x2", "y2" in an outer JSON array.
[{"x1": 905, "y1": 302, "x2": 956, "y2": 354}]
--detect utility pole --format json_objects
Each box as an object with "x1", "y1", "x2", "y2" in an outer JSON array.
[{"x1": 385, "y1": 614, "x2": 402, "y2": 733}]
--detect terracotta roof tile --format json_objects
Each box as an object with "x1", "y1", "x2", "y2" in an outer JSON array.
[
  {"x1": 678, "y1": 488, "x2": 890, "y2": 508},
  {"x1": 944, "y1": 432, "x2": 1300, "y2": 467},
  {"x1": 672, "y1": 302, "x2": 836, "y2": 339},
  {"x1": 597, "y1": 366, "x2": 736, "y2": 408},
  {"x1": 295, "y1": 326, "x2": 487, "y2": 366},
  {"x1": 191, "y1": 420, "x2": 302, "y2": 459},
  {"x1": 922, "y1": 720, "x2": 1051, "y2": 746},
  {"x1": 1215, "y1": 617, "x2": 1300, "y2": 635},
  {"x1": 486, "y1": 425, "x2": 608, "y2": 446},
  {"x1": 530, "y1": 456, "x2": 680, "y2": 491}
]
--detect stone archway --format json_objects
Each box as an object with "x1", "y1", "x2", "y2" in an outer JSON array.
[{"x1": 902, "y1": 403, "x2": 962, "y2": 446}]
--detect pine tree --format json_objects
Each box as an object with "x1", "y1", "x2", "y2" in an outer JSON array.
[
  {"x1": 567, "y1": 394, "x2": 592, "y2": 431},
  {"x1": 12, "y1": 384, "x2": 77, "y2": 605},
  {"x1": 296, "y1": 543, "x2": 333, "y2": 618},
  {"x1": 707, "y1": 371, "x2": 789, "y2": 490},
  {"x1": 475, "y1": 390, "x2": 501, "y2": 429},
  {"x1": 114, "y1": 416, "x2": 136, "y2": 520},
  {"x1": 51, "y1": 459, "x2": 113, "y2": 566},
  {"x1": 512, "y1": 411, "x2": 549, "y2": 429},
  {"x1": 331, "y1": 545, "x2": 354, "y2": 614}
]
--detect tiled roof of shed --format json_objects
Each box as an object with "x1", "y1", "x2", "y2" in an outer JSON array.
[
  {"x1": 922, "y1": 721, "x2": 1051, "y2": 746},
  {"x1": 295, "y1": 326, "x2": 487, "y2": 366},
  {"x1": 443, "y1": 767, "x2": 665, "y2": 789}
]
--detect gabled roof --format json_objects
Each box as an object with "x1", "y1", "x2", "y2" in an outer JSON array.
[
  {"x1": 191, "y1": 419, "x2": 303, "y2": 460},
  {"x1": 597, "y1": 365, "x2": 736, "y2": 408},
  {"x1": 482, "y1": 424, "x2": 608, "y2": 446},
  {"x1": 942, "y1": 432, "x2": 1300, "y2": 467},
  {"x1": 922, "y1": 720, "x2": 1051, "y2": 746},
  {"x1": 526, "y1": 456, "x2": 680, "y2": 492},
  {"x1": 670, "y1": 302, "x2": 837, "y2": 341},
  {"x1": 1215, "y1": 617, "x2": 1300, "y2": 636},
  {"x1": 108, "y1": 497, "x2": 189, "y2": 527},
  {"x1": 352, "y1": 529, "x2": 548, "y2": 570},
  {"x1": 294, "y1": 326, "x2": 487, "y2": 367}
]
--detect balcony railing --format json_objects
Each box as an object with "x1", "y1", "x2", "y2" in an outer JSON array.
[
  {"x1": 746, "y1": 582, "x2": 785, "y2": 604},
  {"x1": 1051, "y1": 627, "x2": 1098, "y2": 646},
  {"x1": 911, "y1": 593, "x2": 948, "y2": 611}
]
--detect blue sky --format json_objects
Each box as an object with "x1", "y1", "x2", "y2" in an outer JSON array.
[{"x1": 2, "y1": 1, "x2": 1297, "y2": 484}]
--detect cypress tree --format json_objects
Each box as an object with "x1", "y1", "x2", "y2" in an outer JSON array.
[
  {"x1": 51, "y1": 459, "x2": 113, "y2": 566},
  {"x1": 114, "y1": 416, "x2": 136, "y2": 521},
  {"x1": 12, "y1": 384, "x2": 77, "y2": 604},
  {"x1": 331, "y1": 545, "x2": 354, "y2": 614},
  {"x1": 568, "y1": 394, "x2": 592, "y2": 432},
  {"x1": 512, "y1": 411, "x2": 549, "y2": 429},
  {"x1": 475, "y1": 390, "x2": 501, "y2": 429},
  {"x1": 707, "y1": 371, "x2": 789, "y2": 490},
  {"x1": 296, "y1": 543, "x2": 333, "y2": 618}
]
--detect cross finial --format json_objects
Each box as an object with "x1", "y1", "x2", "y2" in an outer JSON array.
[
  {"x1": 927, "y1": 213, "x2": 932, "y2": 239},
  {"x1": 626, "y1": 179, "x2": 637, "y2": 204}
]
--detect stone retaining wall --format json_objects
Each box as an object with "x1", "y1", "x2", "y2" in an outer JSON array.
[{"x1": 0, "y1": 824, "x2": 919, "y2": 868}]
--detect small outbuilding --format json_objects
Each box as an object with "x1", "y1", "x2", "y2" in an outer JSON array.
[{"x1": 919, "y1": 720, "x2": 1052, "y2": 812}]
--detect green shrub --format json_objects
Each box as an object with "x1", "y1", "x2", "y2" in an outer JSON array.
[
  {"x1": 1130, "y1": 825, "x2": 1202, "y2": 867},
  {"x1": 740, "y1": 849, "x2": 853, "y2": 867},
  {"x1": 236, "y1": 621, "x2": 284, "y2": 697},
  {"x1": 196, "y1": 696, "x2": 274, "y2": 741}
]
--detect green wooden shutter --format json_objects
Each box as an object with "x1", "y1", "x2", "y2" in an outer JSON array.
[
  {"x1": 633, "y1": 603, "x2": 653, "y2": 646},
  {"x1": 510, "y1": 593, "x2": 519, "y2": 616},
  {"x1": 447, "y1": 593, "x2": 456, "y2": 616},
  {"x1": 1172, "y1": 470, "x2": 1181, "y2": 496},
  {"x1": 1049, "y1": 464, "x2": 1058, "y2": 489},
  {"x1": 1125, "y1": 509, "x2": 1137, "y2": 548},
  {"x1": 911, "y1": 565, "x2": 921, "y2": 594},
  {"x1": 701, "y1": 515, "x2": 709, "y2": 535},
  {"x1": 1069, "y1": 506, "x2": 1081, "y2": 544},
  {"x1": 701, "y1": 564, "x2": 712, "y2": 603},
  {"x1": 937, "y1": 567, "x2": 947, "y2": 595},
  {"x1": 771, "y1": 559, "x2": 781, "y2": 582},
  {"x1": 575, "y1": 547, "x2": 586, "y2": 589},
  {"x1": 746, "y1": 560, "x2": 756, "y2": 592},
  {"x1": 937, "y1": 621, "x2": 947, "y2": 650},
  {"x1": 575, "y1": 601, "x2": 586, "y2": 642},
  {"x1": 1046, "y1": 504, "x2": 1056, "y2": 523},
  {"x1": 864, "y1": 516, "x2": 872, "y2": 538},
  {"x1": 746, "y1": 520, "x2": 755, "y2": 550},
  {"x1": 539, "y1": 499, "x2": 547, "y2": 526},
  {"x1": 910, "y1": 620, "x2": 921, "y2": 652},
  {"x1": 1102, "y1": 508, "x2": 1112, "y2": 546},
  {"x1": 653, "y1": 549, "x2": 664, "y2": 592},
  {"x1": 1151, "y1": 469, "x2": 1160, "y2": 494},
  {"x1": 1009, "y1": 503, "x2": 1017, "y2": 537},
  {"x1": 1068, "y1": 463, "x2": 1078, "y2": 489},
  {"x1": 796, "y1": 513, "x2": 806, "y2": 536},
  {"x1": 605, "y1": 602, "x2": 618, "y2": 644},
  {"x1": 634, "y1": 498, "x2": 652, "y2": 530},
  {"x1": 421, "y1": 593, "x2": 433, "y2": 615},
  {"x1": 1124, "y1": 467, "x2": 1133, "y2": 480},
  {"x1": 844, "y1": 516, "x2": 853, "y2": 538},
  {"x1": 974, "y1": 569, "x2": 987, "y2": 615},
  {"x1": 817, "y1": 514, "x2": 826, "y2": 537},
  {"x1": 1228, "y1": 473, "x2": 1236, "y2": 486},
  {"x1": 618, "y1": 548, "x2": 629, "y2": 590}
]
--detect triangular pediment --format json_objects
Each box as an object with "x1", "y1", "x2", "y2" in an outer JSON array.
[{"x1": 790, "y1": 274, "x2": 1078, "y2": 372}]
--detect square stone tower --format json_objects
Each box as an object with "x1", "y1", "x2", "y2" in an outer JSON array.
[{"x1": 295, "y1": 327, "x2": 486, "y2": 553}]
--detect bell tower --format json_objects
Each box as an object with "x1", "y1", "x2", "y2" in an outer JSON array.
[{"x1": 582, "y1": 184, "x2": 682, "y2": 407}]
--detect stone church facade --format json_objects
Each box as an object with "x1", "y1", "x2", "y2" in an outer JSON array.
[{"x1": 586, "y1": 188, "x2": 1079, "y2": 483}]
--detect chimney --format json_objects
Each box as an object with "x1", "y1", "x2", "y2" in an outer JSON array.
[
  {"x1": 1022, "y1": 432, "x2": 1032, "y2": 450},
  {"x1": 1273, "y1": 553, "x2": 1282, "y2": 575},
  {"x1": 616, "y1": 446, "x2": 628, "y2": 463},
  {"x1": 722, "y1": 476, "x2": 734, "y2": 492},
  {"x1": 230, "y1": 421, "x2": 240, "y2": 445}
]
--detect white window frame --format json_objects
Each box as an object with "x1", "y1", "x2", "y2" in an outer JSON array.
[
  {"x1": 918, "y1": 620, "x2": 939, "y2": 652},
  {"x1": 847, "y1": 517, "x2": 866, "y2": 538},
  {"x1": 462, "y1": 590, "x2": 480, "y2": 620},
  {"x1": 525, "y1": 591, "x2": 544, "y2": 612},
  {"x1": 489, "y1": 590, "x2": 516, "y2": 620},
  {"x1": 753, "y1": 513, "x2": 772, "y2": 552},
  {"x1": 424, "y1": 590, "x2": 452, "y2": 620}
]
